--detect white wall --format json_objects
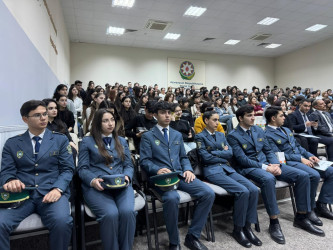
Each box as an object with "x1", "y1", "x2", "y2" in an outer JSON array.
[
  {"x1": 71, "y1": 42, "x2": 274, "y2": 90},
  {"x1": 0, "y1": 0, "x2": 70, "y2": 126},
  {"x1": 3, "y1": 0, "x2": 70, "y2": 84},
  {"x1": 275, "y1": 37, "x2": 333, "y2": 90}
]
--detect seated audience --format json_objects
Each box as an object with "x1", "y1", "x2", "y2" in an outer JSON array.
[
  {"x1": 309, "y1": 99, "x2": 333, "y2": 161},
  {"x1": 194, "y1": 102, "x2": 225, "y2": 134},
  {"x1": 215, "y1": 97, "x2": 233, "y2": 133},
  {"x1": 170, "y1": 104, "x2": 196, "y2": 153},
  {"x1": 56, "y1": 95, "x2": 75, "y2": 132},
  {"x1": 125, "y1": 101, "x2": 157, "y2": 153},
  {"x1": 119, "y1": 96, "x2": 137, "y2": 124}
]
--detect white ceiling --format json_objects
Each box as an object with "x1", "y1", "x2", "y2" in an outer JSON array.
[{"x1": 60, "y1": 0, "x2": 333, "y2": 57}]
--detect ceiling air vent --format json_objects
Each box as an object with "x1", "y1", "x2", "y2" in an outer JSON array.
[
  {"x1": 125, "y1": 29, "x2": 138, "y2": 33},
  {"x1": 250, "y1": 33, "x2": 271, "y2": 41},
  {"x1": 257, "y1": 42, "x2": 271, "y2": 47},
  {"x1": 145, "y1": 19, "x2": 172, "y2": 31},
  {"x1": 203, "y1": 38, "x2": 216, "y2": 41}
]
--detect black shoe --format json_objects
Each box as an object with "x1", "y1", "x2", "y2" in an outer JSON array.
[
  {"x1": 315, "y1": 202, "x2": 333, "y2": 220},
  {"x1": 232, "y1": 229, "x2": 252, "y2": 248},
  {"x1": 243, "y1": 226, "x2": 262, "y2": 246},
  {"x1": 269, "y1": 223, "x2": 285, "y2": 244},
  {"x1": 184, "y1": 234, "x2": 208, "y2": 250},
  {"x1": 293, "y1": 217, "x2": 325, "y2": 237},
  {"x1": 308, "y1": 210, "x2": 323, "y2": 226},
  {"x1": 169, "y1": 244, "x2": 181, "y2": 250}
]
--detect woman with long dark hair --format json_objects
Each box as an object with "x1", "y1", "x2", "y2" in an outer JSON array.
[
  {"x1": 135, "y1": 94, "x2": 149, "y2": 115},
  {"x1": 248, "y1": 96, "x2": 264, "y2": 116},
  {"x1": 99, "y1": 101, "x2": 125, "y2": 137},
  {"x1": 170, "y1": 104, "x2": 196, "y2": 153},
  {"x1": 68, "y1": 84, "x2": 83, "y2": 118},
  {"x1": 78, "y1": 109, "x2": 135, "y2": 250},
  {"x1": 43, "y1": 98, "x2": 78, "y2": 153},
  {"x1": 85, "y1": 93, "x2": 105, "y2": 133},
  {"x1": 228, "y1": 97, "x2": 240, "y2": 115},
  {"x1": 56, "y1": 95, "x2": 75, "y2": 132},
  {"x1": 115, "y1": 91, "x2": 126, "y2": 111},
  {"x1": 215, "y1": 97, "x2": 233, "y2": 133},
  {"x1": 53, "y1": 84, "x2": 76, "y2": 116},
  {"x1": 119, "y1": 96, "x2": 136, "y2": 124}
]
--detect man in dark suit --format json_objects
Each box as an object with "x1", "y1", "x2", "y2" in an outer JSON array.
[
  {"x1": 265, "y1": 106, "x2": 333, "y2": 224},
  {"x1": 140, "y1": 101, "x2": 215, "y2": 250},
  {"x1": 309, "y1": 99, "x2": 333, "y2": 161},
  {"x1": 0, "y1": 100, "x2": 74, "y2": 250},
  {"x1": 288, "y1": 99, "x2": 319, "y2": 156},
  {"x1": 227, "y1": 105, "x2": 324, "y2": 245}
]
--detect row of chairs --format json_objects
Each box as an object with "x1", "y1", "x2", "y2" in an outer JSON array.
[{"x1": 9, "y1": 128, "x2": 317, "y2": 250}]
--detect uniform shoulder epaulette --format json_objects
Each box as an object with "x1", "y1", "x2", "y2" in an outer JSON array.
[
  {"x1": 9, "y1": 134, "x2": 23, "y2": 140},
  {"x1": 52, "y1": 131, "x2": 66, "y2": 136}
]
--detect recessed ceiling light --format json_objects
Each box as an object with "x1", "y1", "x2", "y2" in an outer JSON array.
[
  {"x1": 184, "y1": 6, "x2": 207, "y2": 17},
  {"x1": 112, "y1": 0, "x2": 135, "y2": 8},
  {"x1": 106, "y1": 26, "x2": 125, "y2": 36},
  {"x1": 265, "y1": 43, "x2": 281, "y2": 48},
  {"x1": 164, "y1": 33, "x2": 181, "y2": 40},
  {"x1": 257, "y1": 17, "x2": 280, "y2": 25},
  {"x1": 224, "y1": 40, "x2": 240, "y2": 45},
  {"x1": 305, "y1": 24, "x2": 327, "y2": 32}
]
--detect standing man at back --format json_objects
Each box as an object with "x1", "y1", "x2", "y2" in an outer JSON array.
[
  {"x1": 227, "y1": 105, "x2": 324, "y2": 245},
  {"x1": 140, "y1": 101, "x2": 215, "y2": 250},
  {"x1": 0, "y1": 100, "x2": 74, "y2": 250}
]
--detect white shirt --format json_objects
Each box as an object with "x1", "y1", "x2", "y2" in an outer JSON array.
[
  {"x1": 73, "y1": 97, "x2": 83, "y2": 117},
  {"x1": 205, "y1": 128, "x2": 215, "y2": 136},
  {"x1": 318, "y1": 110, "x2": 333, "y2": 132},
  {"x1": 29, "y1": 130, "x2": 46, "y2": 154},
  {"x1": 156, "y1": 124, "x2": 169, "y2": 141}
]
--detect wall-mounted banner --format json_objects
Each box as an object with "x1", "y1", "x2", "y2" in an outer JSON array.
[{"x1": 167, "y1": 58, "x2": 205, "y2": 89}]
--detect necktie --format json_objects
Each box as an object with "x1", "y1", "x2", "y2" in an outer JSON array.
[
  {"x1": 277, "y1": 127, "x2": 286, "y2": 136},
  {"x1": 32, "y1": 136, "x2": 41, "y2": 160},
  {"x1": 246, "y1": 130, "x2": 254, "y2": 144},
  {"x1": 103, "y1": 137, "x2": 112, "y2": 148},
  {"x1": 303, "y1": 114, "x2": 313, "y2": 135},
  {"x1": 162, "y1": 128, "x2": 168, "y2": 144},
  {"x1": 211, "y1": 134, "x2": 216, "y2": 141},
  {"x1": 323, "y1": 112, "x2": 333, "y2": 131}
]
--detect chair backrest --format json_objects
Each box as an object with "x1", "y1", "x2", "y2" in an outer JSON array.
[
  {"x1": 187, "y1": 148, "x2": 203, "y2": 177},
  {"x1": 254, "y1": 116, "x2": 266, "y2": 129},
  {"x1": 82, "y1": 119, "x2": 87, "y2": 135},
  {"x1": 70, "y1": 133, "x2": 79, "y2": 146},
  {"x1": 73, "y1": 118, "x2": 78, "y2": 134},
  {"x1": 232, "y1": 116, "x2": 239, "y2": 128}
]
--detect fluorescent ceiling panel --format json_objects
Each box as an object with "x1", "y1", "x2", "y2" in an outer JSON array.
[
  {"x1": 305, "y1": 24, "x2": 327, "y2": 32},
  {"x1": 224, "y1": 39, "x2": 240, "y2": 45},
  {"x1": 106, "y1": 26, "x2": 125, "y2": 35},
  {"x1": 257, "y1": 17, "x2": 279, "y2": 25},
  {"x1": 184, "y1": 6, "x2": 207, "y2": 17},
  {"x1": 265, "y1": 43, "x2": 281, "y2": 48},
  {"x1": 112, "y1": 0, "x2": 135, "y2": 8},
  {"x1": 164, "y1": 33, "x2": 181, "y2": 40}
]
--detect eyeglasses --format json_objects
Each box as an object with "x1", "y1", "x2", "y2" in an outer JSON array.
[{"x1": 27, "y1": 112, "x2": 48, "y2": 119}]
